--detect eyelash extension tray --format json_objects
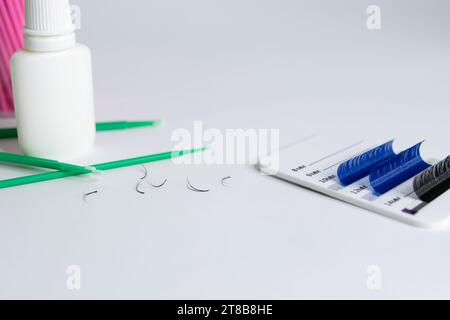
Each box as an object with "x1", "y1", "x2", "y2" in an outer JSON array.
[{"x1": 259, "y1": 135, "x2": 450, "y2": 229}]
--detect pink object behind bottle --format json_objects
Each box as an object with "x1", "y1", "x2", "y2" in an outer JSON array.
[{"x1": 0, "y1": 0, "x2": 25, "y2": 116}]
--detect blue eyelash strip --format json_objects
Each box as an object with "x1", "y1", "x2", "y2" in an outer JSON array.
[
  {"x1": 337, "y1": 141, "x2": 396, "y2": 186},
  {"x1": 369, "y1": 142, "x2": 431, "y2": 195}
]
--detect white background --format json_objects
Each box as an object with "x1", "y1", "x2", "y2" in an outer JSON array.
[{"x1": 0, "y1": 0, "x2": 449, "y2": 299}]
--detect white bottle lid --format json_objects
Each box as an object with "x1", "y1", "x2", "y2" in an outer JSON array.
[{"x1": 24, "y1": 0, "x2": 76, "y2": 52}]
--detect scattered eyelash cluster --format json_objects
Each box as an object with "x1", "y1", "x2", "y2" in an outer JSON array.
[
  {"x1": 185, "y1": 176, "x2": 231, "y2": 193},
  {"x1": 136, "y1": 165, "x2": 168, "y2": 195},
  {"x1": 83, "y1": 166, "x2": 232, "y2": 202},
  {"x1": 135, "y1": 166, "x2": 231, "y2": 194}
]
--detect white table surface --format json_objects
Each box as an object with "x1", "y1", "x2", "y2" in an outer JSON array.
[{"x1": 0, "y1": 0, "x2": 449, "y2": 299}]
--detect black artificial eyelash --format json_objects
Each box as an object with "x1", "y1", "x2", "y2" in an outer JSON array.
[
  {"x1": 413, "y1": 156, "x2": 450, "y2": 203},
  {"x1": 186, "y1": 178, "x2": 210, "y2": 192},
  {"x1": 137, "y1": 167, "x2": 168, "y2": 192},
  {"x1": 136, "y1": 180, "x2": 146, "y2": 194},
  {"x1": 136, "y1": 166, "x2": 149, "y2": 194},
  {"x1": 151, "y1": 179, "x2": 168, "y2": 188},
  {"x1": 221, "y1": 176, "x2": 231, "y2": 187},
  {"x1": 140, "y1": 165, "x2": 148, "y2": 180}
]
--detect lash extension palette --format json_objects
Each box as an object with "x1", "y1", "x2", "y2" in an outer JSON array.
[{"x1": 259, "y1": 135, "x2": 450, "y2": 229}]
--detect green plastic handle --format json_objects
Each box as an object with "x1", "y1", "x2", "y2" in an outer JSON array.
[
  {"x1": 0, "y1": 148, "x2": 206, "y2": 189},
  {"x1": 95, "y1": 120, "x2": 161, "y2": 131},
  {"x1": 0, "y1": 120, "x2": 161, "y2": 139},
  {"x1": 0, "y1": 152, "x2": 94, "y2": 174}
]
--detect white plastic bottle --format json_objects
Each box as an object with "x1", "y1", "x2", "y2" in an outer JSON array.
[{"x1": 11, "y1": 0, "x2": 95, "y2": 160}]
